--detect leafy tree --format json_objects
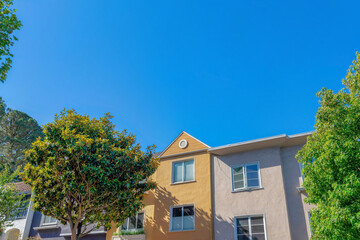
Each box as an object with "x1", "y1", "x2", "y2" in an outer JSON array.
[
  {"x1": 0, "y1": 97, "x2": 43, "y2": 172},
  {"x1": 0, "y1": 167, "x2": 26, "y2": 231},
  {"x1": 21, "y1": 110, "x2": 158, "y2": 240},
  {"x1": 297, "y1": 52, "x2": 360, "y2": 239},
  {"x1": 0, "y1": 0, "x2": 22, "y2": 83}
]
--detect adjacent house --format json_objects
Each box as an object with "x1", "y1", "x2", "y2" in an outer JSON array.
[
  {"x1": 1, "y1": 182, "x2": 34, "y2": 240},
  {"x1": 1, "y1": 182, "x2": 106, "y2": 240},
  {"x1": 210, "y1": 133, "x2": 314, "y2": 240}
]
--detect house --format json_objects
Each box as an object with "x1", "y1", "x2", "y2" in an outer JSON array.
[
  {"x1": 108, "y1": 131, "x2": 213, "y2": 240},
  {"x1": 1, "y1": 182, "x2": 34, "y2": 240},
  {"x1": 108, "y1": 131, "x2": 314, "y2": 240},
  {"x1": 1, "y1": 182, "x2": 106, "y2": 240},
  {"x1": 210, "y1": 132, "x2": 314, "y2": 240}
]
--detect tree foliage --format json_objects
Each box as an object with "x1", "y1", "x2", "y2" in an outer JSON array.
[
  {"x1": 21, "y1": 110, "x2": 159, "y2": 240},
  {"x1": 297, "y1": 52, "x2": 360, "y2": 239},
  {"x1": 0, "y1": 97, "x2": 43, "y2": 172},
  {"x1": 0, "y1": 167, "x2": 25, "y2": 231},
  {"x1": 0, "y1": 0, "x2": 22, "y2": 83}
]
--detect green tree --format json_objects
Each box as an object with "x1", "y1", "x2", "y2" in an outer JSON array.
[
  {"x1": 297, "y1": 52, "x2": 360, "y2": 239},
  {"x1": 0, "y1": 0, "x2": 22, "y2": 83},
  {"x1": 0, "y1": 97, "x2": 43, "y2": 172},
  {"x1": 21, "y1": 110, "x2": 159, "y2": 240},
  {"x1": 0, "y1": 167, "x2": 26, "y2": 231}
]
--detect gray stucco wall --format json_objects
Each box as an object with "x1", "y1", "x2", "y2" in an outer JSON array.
[
  {"x1": 213, "y1": 147, "x2": 292, "y2": 240},
  {"x1": 212, "y1": 145, "x2": 314, "y2": 240},
  {"x1": 29, "y1": 211, "x2": 106, "y2": 240},
  {"x1": 280, "y1": 145, "x2": 314, "y2": 240}
]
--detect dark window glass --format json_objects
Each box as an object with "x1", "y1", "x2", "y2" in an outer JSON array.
[
  {"x1": 173, "y1": 207, "x2": 183, "y2": 217},
  {"x1": 183, "y1": 206, "x2": 194, "y2": 216},
  {"x1": 137, "y1": 213, "x2": 144, "y2": 229}
]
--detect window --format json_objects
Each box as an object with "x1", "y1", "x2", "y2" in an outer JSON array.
[
  {"x1": 121, "y1": 212, "x2": 144, "y2": 231},
  {"x1": 235, "y1": 216, "x2": 266, "y2": 240},
  {"x1": 172, "y1": 160, "x2": 194, "y2": 183},
  {"x1": 299, "y1": 163, "x2": 305, "y2": 183},
  {"x1": 42, "y1": 215, "x2": 57, "y2": 225},
  {"x1": 14, "y1": 195, "x2": 30, "y2": 219},
  {"x1": 232, "y1": 163, "x2": 260, "y2": 191},
  {"x1": 170, "y1": 205, "x2": 195, "y2": 231}
]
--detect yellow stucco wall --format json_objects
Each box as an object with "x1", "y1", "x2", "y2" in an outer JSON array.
[{"x1": 107, "y1": 132, "x2": 213, "y2": 240}]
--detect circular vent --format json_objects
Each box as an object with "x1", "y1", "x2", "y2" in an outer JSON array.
[{"x1": 179, "y1": 139, "x2": 188, "y2": 149}]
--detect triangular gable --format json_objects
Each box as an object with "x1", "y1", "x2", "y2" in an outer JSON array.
[{"x1": 159, "y1": 131, "x2": 210, "y2": 158}]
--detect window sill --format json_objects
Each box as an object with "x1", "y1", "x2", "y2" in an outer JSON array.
[
  {"x1": 297, "y1": 187, "x2": 306, "y2": 193},
  {"x1": 169, "y1": 229, "x2": 195, "y2": 233},
  {"x1": 171, "y1": 180, "x2": 196, "y2": 185},
  {"x1": 33, "y1": 224, "x2": 60, "y2": 231},
  {"x1": 232, "y1": 187, "x2": 263, "y2": 193}
]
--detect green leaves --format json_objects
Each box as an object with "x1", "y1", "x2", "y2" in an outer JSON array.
[
  {"x1": 0, "y1": 167, "x2": 26, "y2": 230},
  {"x1": 22, "y1": 109, "x2": 159, "y2": 240},
  {"x1": 297, "y1": 52, "x2": 360, "y2": 239},
  {"x1": 0, "y1": 0, "x2": 22, "y2": 83}
]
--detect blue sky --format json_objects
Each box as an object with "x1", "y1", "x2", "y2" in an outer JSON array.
[{"x1": 1, "y1": 0, "x2": 359, "y2": 150}]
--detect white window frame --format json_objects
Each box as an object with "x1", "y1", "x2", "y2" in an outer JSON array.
[
  {"x1": 120, "y1": 212, "x2": 145, "y2": 231},
  {"x1": 231, "y1": 162, "x2": 261, "y2": 191},
  {"x1": 171, "y1": 159, "x2": 195, "y2": 184},
  {"x1": 233, "y1": 214, "x2": 267, "y2": 240},
  {"x1": 41, "y1": 215, "x2": 58, "y2": 226},
  {"x1": 169, "y1": 204, "x2": 195, "y2": 232}
]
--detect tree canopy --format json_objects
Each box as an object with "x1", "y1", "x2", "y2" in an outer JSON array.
[
  {"x1": 0, "y1": 0, "x2": 22, "y2": 83},
  {"x1": 297, "y1": 52, "x2": 360, "y2": 239},
  {"x1": 0, "y1": 97, "x2": 43, "y2": 172},
  {"x1": 22, "y1": 110, "x2": 159, "y2": 240}
]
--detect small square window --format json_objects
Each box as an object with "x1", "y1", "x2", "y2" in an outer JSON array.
[
  {"x1": 232, "y1": 163, "x2": 260, "y2": 191},
  {"x1": 235, "y1": 216, "x2": 266, "y2": 240},
  {"x1": 172, "y1": 160, "x2": 194, "y2": 184},
  {"x1": 170, "y1": 205, "x2": 195, "y2": 231},
  {"x1": 42, "y1": 215, "x2": 57, "y2": 225},
  {"x1": 121, "y1": 212, "x2": 144, "y2": 231}
]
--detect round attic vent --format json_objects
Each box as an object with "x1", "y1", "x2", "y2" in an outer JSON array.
[{"x1": 179, "y1": 139, "x2": 188, "y2": 149}]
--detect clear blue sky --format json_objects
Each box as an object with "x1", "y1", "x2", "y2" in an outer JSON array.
[{"x1": 1, "y1": 0, "x2": 359, "y2": 150}]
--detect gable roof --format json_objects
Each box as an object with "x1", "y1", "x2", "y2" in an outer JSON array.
[
  {"x1": 13, "y1": 181, "x2": 31, "y2": 193},
  {"x1": 158, "y1": 131, "x2": 210, "y2": 158}
]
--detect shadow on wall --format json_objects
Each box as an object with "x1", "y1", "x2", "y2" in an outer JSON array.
[{"x1": 146, "y1": 186, "x2": 231, "y2": 240}]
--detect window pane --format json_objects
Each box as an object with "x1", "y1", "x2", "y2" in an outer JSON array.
[
  {"x1": 183, "y1": 215, "x2": 194, "y2": 230},
  {"x1": 246, "y1": 164, "x2": 258, "y2": 172},
  {"x1": 236, "y1": 218, "x2": 249, "y2": 226},
  {"x1": 251, "y1": 217, "x2": 263, "y2": 225},
  {"x1": 252, "y1": 234, "x2": 265, "y2": 240},
  {"x1": 43, "y1": 215, "x2": 56, "y2": 224},
  {"x1": 173, "y1": 207, "x2": 183, "y2": 217},
  {"x1": 121, "y1": 218, "x2": 128, "y2": 230},
  {"x1": 173, "y1": 162, "x2": 183, "y2": 182},
  {"x1": 184, "y1": 161, "x2": 194, "y2": 181},
  {"x1": 234, "y1": 173, "x2": 244, "y2": 182},
  {"x1": 137, "y1": 213, "x2": 144, "y2": 229},
  {"x1": 252, "y1": 225, "x2": 265, "y2": 234},
  {"x1": 234, "y1": 181, "x2": 245, "y2": 189},
  {"x1": 183, "y1": 206, "x2": 194, "y2": 216},
  {"x1": 233, "y1": 166, "x2": 243, "y2": 174},
  {"x1": 246, "y1": 172, "x2": 258, "y2": 180},
  {"x1": 172, "y1": 217, "x2": 182, "y2": 230},
  {"x1": 237, "y1": 226, "x2": 250, "y2": 234},
  {"x1": 238, "y1": 235, "x2": 251, "y2": 240},
  {"x1": 128, "y1": 216, "x2": 136, "y2": 230},
  {"x1": 247, "y1": 179, "x2": 260, "y2": 187}
]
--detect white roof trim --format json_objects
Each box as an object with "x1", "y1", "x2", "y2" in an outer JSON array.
[
  {"x1": 158, "y1": 131, "x2": 210, "y2": 158},
  {"x1": 208, "y1": 134, "x2": 287, "y2": 152}
]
